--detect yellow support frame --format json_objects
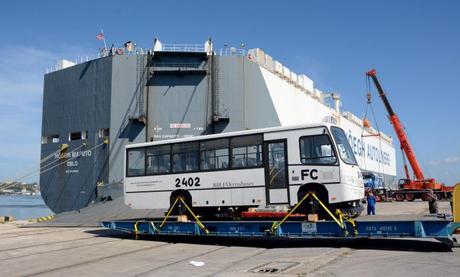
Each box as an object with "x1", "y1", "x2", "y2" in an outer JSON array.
[
  {"x1": 270, "y1": 192, "x2": 357, "y2": 237},
  {"x1": 159, "y1": 196, "x2": 209, "y2": 234},
  {"x1": 143, "y1": 193, "x2": 358, "y2": 237}
]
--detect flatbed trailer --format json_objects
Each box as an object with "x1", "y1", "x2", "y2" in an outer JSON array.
[
  {"x1": 101, "y1": 188, "x2": 460, "y2": 249},
  {"x1": 101, "y1": 219, "x2": 460, "y2": 248}
]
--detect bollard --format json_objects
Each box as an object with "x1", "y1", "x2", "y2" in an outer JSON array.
[{"x1": 0, "y1": 216, "x2": 15, "y2": 223}]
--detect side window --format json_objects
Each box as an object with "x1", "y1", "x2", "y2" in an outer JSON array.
[
  {"x1": 69, "y1": 131, "x2": 87, "y2": 141},
  {"x1": 267, "y1": 142, "x2": 287, "y2": 189},
  {"x1": 231, "y1": 135, "x2": 263, "y2": 168},
  {"x1": 146, "y1": 145, "x2": 171, "y2": 175},
  {"x1": 300, "y1": 135, "x2": 337, "y2": 165},
  {"x1": 127, "y1": 148, "x2": 145, "y2": 177},
  {"x1": 41, "y1": 134, "x2": 59, "y2": 144},
  {"x1": 200, "y1": 138, "x2": 229, "y2": 170},
  {"x1": 172, "y1": 142, "x2": 199, "y2": 173},
  {"x1": 98, "y1": 128, "x2": 110, "y2": 139}
]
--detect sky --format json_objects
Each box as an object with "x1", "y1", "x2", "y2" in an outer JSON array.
[{"x1": 0, "y1": 0, "x2": 459, "y2": 185}]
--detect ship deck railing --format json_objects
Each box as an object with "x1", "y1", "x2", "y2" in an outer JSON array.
[
  {"x1": 219, "y1": 48, "x2": 246, "y2": 56},
  {"x1": 152, "y1": 63, "x2": 206, "y2": 71},
  {"x1": 161, "y1": 43, "x2": 205, "y2": 53}
]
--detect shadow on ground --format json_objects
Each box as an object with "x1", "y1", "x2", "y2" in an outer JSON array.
[{"x1": 86, "y1": 229, "x2": 454, "y2": 252}]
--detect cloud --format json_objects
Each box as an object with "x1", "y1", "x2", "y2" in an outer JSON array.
[
  {"x1": 0, "y1": 48, "x2": 50, "y2": 111},
  {"x1": 427, "y1": 156, "x2": 460, "y2": 166},
  {"x1": 444, "y1": 156, "x2": 460, "y2": 164},
  {"x1": 0, "y1": 45, "x2": 93, "y2": 182},
  {"x1": 424, "y1": 155, "x2": 460, "y2": 185}
]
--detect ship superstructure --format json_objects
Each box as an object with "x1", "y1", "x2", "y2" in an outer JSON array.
[{"x1": 40, "y1": 38, "x2": 396, "y2": 213}]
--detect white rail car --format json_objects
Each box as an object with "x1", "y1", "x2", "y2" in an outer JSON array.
[{"x1": 124, "y1": 123, "x2": 364, "y2": 216}]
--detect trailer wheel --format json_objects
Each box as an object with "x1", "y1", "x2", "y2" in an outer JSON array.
[
  {"x1": 405, "y1": 193, "x2": 415, "y2": 201},
  {"x1": 394, "y1": 193, "x2": 405, "y2": 202}
]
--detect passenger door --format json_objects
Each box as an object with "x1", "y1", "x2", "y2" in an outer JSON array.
[{"x1": 264, "y1": 140, "x2": 289, "y2": 204}]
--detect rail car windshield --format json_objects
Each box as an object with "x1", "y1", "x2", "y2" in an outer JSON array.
[{"x1": 331, "y1": 126, "x2": 357, "y2": 165}]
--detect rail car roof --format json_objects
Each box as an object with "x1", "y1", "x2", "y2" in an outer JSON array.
[{"x1": 126, "y1": 122, "x2": 336, "y2": 149}]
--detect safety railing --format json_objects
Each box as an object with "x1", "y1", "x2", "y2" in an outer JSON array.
[
  {"x1": 219, "y1": 48, "x2": 246, "y2": 56},
  {"x1": 152, "y1": 63, "x2": 205, "y2": 70},
  {"x1": 161, "y1": 43, "x2": 205, "y2": 53},
  {"x1": 46, "y1": 45, "x2": 248, "y2": 74},
  {"x1": 46, "y1": 48, "x2": 150, "y2": 73}
]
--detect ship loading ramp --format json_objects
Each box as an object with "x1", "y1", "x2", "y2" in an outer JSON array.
[{"x1": 101, "y1": 188, "x2": 460, "y2": 250}]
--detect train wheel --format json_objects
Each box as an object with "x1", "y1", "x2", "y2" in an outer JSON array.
[
  {"x1": 305, "y1": 193, "x2": 330, "y2": 219},
  {"x1": 394, "y1": 193, "x2": 405, "y2": 201},
  {"x1": 298, "y1": 191, "x2": 319, "y2": 215},
  {"x1": 405, "y1": 193, "x2": 415, "y2": 201},
  {"x1": 297, "y1": 184, "x2": 329, "y2": 219},
  {"x1": 169, "y1": 190, "x2": 192, "y2": 216}
]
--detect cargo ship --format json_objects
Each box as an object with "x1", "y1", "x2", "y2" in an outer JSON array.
[{"x1": 40, "y1": 38, "x2": 396, "y2": 213}]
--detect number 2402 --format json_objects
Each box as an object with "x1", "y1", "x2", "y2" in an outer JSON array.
[{"x1": 175, "y1": 177, "x2": 200, "y2": 187}]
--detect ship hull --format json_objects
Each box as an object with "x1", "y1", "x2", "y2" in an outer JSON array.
[{"x1": 40, "y1": 49, "x2": 396, "y2": 214}]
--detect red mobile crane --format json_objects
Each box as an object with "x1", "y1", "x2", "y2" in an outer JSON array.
[{"x1": 366, "y1": 69, "x2": 452, "y2": 201}]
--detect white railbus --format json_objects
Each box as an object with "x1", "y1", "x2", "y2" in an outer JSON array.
[{"x1": 124, "y1": 123, "x2": 364, "y2": 217}]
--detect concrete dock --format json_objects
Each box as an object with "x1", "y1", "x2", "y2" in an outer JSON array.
[{"x1": 1, "y1": 201, "x2": 459, "y2": 276}]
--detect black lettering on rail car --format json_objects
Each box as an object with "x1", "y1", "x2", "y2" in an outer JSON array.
[
  {"x1": 301, "y1": 169, "x2": 318, "y2": 180},
  {"x1": 175, "y1": 177, "x2": 201, "y2": 188}
]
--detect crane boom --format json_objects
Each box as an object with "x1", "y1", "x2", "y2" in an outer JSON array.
[
  {"x1": 366, "y1": 69, "x2": 425, "y2": 180},
  {"x1": 365, "y1": 69, "x2": 453, "y2": 200}
]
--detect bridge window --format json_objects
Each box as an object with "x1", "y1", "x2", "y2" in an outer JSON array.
[
  {"x1": 146, "y1": 145, "x2": 171, "y2": 175},
  {"x1": 172, "y1": 142, "x2": 199, "y2": 173},
  {"x1": 200, "y1": 138, "x2": 229, "y2": 170},
  {"x1": 300, "y1": 135, "x2": 337, "y2": 165},
  {"x1": 231, "y1": 135, "x2": 263, "y2": 168},
  {"x1": 127, "y1": 148, "x2": 145, "y2": 177}
]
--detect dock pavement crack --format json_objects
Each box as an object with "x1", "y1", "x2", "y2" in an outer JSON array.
[
  {"x1": 23, "y1": 242, "x2": 170, "y2": 277},
  {"x1": 0, "y1": 237, "x2": 121, "y2": 261}
]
